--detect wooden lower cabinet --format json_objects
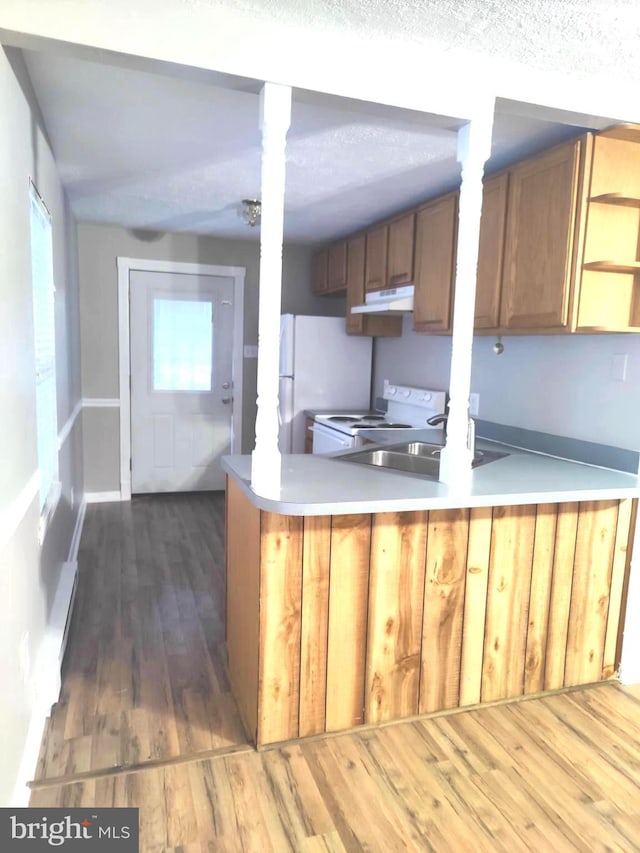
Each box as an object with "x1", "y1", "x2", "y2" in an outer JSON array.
[{"x1": 225, "y1": 478, "x2": 636, "y2": 746}]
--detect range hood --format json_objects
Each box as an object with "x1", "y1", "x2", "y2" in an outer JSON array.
[{"x1": 350, "y1": 284, "x2": 414, "y2": 314}]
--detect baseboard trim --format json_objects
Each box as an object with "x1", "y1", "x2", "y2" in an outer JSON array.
[
  {"x1": 10, "y1": 502, "x2": 86, "y2": 807},
  {"x1": 85, "y1": 491, "x2": 122, "y2": 503},
  {"x1": 69, "y1": 498, "x2": 86, "y2": 562}
]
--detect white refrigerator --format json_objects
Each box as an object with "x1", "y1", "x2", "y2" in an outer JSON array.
[{"x1": 279, "y1": 314, "x2": 373, "y2": 453}]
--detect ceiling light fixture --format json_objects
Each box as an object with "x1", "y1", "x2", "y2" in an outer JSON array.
[{"x1": 240, "y1": 198, "x2": 261, "y2": 227}]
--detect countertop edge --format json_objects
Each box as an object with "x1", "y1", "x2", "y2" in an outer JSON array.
[{"x1": 222, "y1": 455, "x2": 640, "y2": 516}]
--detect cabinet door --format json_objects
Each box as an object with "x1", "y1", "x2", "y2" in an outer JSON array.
[
  {"x1": 346, "y1": 235, "x2": 367, "y2": 335},
  {"x1": 346, "y1": 235, "x2": 402, "y2": 338},
  {"x1": 365, "y1": 225, "x2": 388, "y2": 291},
  {"x1": 387, "y1": 212, "x2": 415, "y2": 287},
  {"x1": 475, "y1": 173, "x2": 508, "y2": 330},
  {"x1": 413, "y1": 193, "x2": 458, "y2": 333},
  {"x1": 311, "y1": 250, "x2": 328, "y2": 294},
  {"x1": 500, "y1": 140, "x2": 581, "y2": 329},
  {"x1": 327, "y1": 241, "x2": 348, "y2": 292}
]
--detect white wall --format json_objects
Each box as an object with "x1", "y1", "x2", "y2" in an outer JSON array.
[
  {"x1": 374, "y1": 318, "x2": 640, "y2": 452},
  {"x1": 0, "y1": 47, "x2": 83, "y2": 805}
]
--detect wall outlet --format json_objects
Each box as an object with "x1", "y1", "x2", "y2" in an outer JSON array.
[
  {"x1": 469, "y1": 393, "x2": 480, "y2": 416},
  {"x1": 610, "y1": 353, "x2": 628, "y2": 382},
  {"x1": 243, "y1": 344, "x2": 259, "y2": 358}
]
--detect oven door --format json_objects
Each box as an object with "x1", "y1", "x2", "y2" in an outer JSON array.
[{"x1": 310, "y1": 421, "x2": 357, "y2": 454}]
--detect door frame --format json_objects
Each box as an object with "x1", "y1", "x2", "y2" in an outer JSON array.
[{"x1": 117, "y1": 257, "x2": 245, "y2": 500}]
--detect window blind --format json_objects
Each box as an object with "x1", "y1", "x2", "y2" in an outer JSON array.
[{"x1": 29, "y1": 182, "x2": 59, "y2": 512}]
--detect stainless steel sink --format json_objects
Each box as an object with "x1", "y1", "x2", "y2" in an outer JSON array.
[{"x1": 337, "y1": 441, "x2": 509, "y2": 479}]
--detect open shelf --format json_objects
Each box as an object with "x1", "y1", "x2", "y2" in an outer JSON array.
[
  {"x1": 590, "y1": 193, "x2": 640, "y2": 208},
  {"x1": 583, "y1": 261, "x2": 640, "y2": 273}
]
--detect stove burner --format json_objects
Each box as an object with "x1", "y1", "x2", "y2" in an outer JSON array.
[
  {"x1": 363, "y1": 422, "x2": 412, "y2": 429},
  {"x1": 356, "y1": 415, "x2": 385, "y2": 422},
  {"x1": 328, "y1": 416, "x2": 358, "y2": 422}
]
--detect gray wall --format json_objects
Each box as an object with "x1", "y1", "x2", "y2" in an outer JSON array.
[
  {"x1": 77, "y1": 223, "x2": 345, "y2": 491},
  {"x1": 374, "y1": 317, "x2": 640, "y2": 451},
  {"x1": 0, "y1": 47, "x2": 84, "y2": 804}
]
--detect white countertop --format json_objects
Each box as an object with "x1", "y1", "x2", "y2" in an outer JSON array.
[{"x1": 222, "y1": 439, "x2": 640, "y2": 516}]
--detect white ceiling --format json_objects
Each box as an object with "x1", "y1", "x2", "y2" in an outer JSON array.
[{"x1": 19, "y1": 0, "x2": 639, "y2": 244}]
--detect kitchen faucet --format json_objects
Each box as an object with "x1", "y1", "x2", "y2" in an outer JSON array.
[{"x1": 427, "y1": 413, "x2": 476, "y2": 456}]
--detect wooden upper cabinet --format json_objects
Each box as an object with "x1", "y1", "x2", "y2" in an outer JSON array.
[
  {"x1": 327, "y1": 240, "x2": 348, "y2": 292},
  {"x1": 387, "y1": 212, "x2": 415, "y2": 287},
  {"x1": 346, "y1": 234, "x2": 402, "y2": 337},
  {"x1": 500, "y1": 139, "x2": 582, "y2": 330},
  {"x1": 365, "y1": 224, "x2": 388, "y2": 291},
  {"x1": 413, "y1": 192, "x2": 458, "y2": 334},
  {"x1": 311, "y1": 250, "x2": 328, "y2": 294},
  {"x1": 346, "y1": 235, "x2": 367, "y2": 335},
  {"x1": 474, "y1": 173, "x2": 509, "y2": 330}
]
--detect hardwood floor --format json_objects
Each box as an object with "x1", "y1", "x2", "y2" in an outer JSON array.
[
  {"x1": 31, "y1": 683, "x2": 640, "y2": 851},
  {"x1": 33, "y1": 492, "x2": 249, "y2": 784},
  {"x1": 30, "y1": 493, "x2": 640, "y2": 851}
]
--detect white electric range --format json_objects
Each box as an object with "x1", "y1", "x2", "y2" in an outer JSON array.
[{"x1": 311, "y1": 381, "x2": 447, "y2": 454}]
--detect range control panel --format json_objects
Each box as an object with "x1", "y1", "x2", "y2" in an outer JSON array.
[{"x1": 383, "y1": 380, "x2": 447, "y2": 413}]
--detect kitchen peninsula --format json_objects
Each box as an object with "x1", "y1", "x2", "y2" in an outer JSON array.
[{"x1": 222, "y1": 446, "x2": 639, "y2": 748}]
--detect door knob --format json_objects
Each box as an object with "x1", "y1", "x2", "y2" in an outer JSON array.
[
  {"x1": 222, "y1": 397, "x2": 232, "y2": 404},
  {"x1": 222, "y1": 381, "x2": 231, "y2": 389}
]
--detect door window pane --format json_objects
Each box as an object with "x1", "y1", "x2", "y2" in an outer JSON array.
[{"x1": 153, "y1": 298, "x2": 213, "y2": 391}]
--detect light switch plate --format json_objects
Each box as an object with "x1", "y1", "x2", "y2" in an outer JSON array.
[{"x1": 469, "y1": 392, "x2": 480, "y2": 416}]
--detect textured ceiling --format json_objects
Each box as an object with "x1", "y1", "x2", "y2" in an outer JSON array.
[
  {"x1": 20, "y1": 0, "x2": 640, "y2": 243},
  {"x1": 209, "y1": 0, "x2": 640, "y2": 83}
]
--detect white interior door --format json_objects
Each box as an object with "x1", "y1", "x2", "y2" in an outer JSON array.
[{"x1": 129, "y1": 269, "x2": 234, "y2": 493}]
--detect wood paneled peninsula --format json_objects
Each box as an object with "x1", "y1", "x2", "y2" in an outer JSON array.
[{"x1": 222, "y1": 446, "x2": 639, "y2": 748}]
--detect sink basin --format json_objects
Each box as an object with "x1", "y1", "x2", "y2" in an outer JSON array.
[
  {"x1": 337, "y1": 441, "x2": 509, "y2": 480},
  {"x1": 341, "y1": 448, "x2": 442, "y2": 478}
]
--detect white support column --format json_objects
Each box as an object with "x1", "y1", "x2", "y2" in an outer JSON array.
[
  {"x1": 251, "y1": 82, "x2": 292, "y2": 498},
  {"x1": 439, "y1": 109, "x2": 494, "y2": 489}
]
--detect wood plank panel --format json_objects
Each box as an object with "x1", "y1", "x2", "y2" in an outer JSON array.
[
  {"x1": 481, "y1": 505, "x2": 536, "y2": 702},
  {"x1": 299, "y1": 516, "x2": 332, "y2": 737},
  {"x1": 564, "y1": 501, "x2": 619, "y2": 686},
  {"x1": 365, "y1": 511, "x2": 428, "y2": 723},
  {"x1": 459, "y1": 506, "x2": 493, "y2": 706},
  {"x1": 225, "y1": 479, "x2": 261, "y2": 742},
  {"x1": 420, "y1": 508, "x2": 470, "y2": 713},
  {"x1": 258, "y1": 511, "x2": 304, "y2": 745},
  {"x1": 603, "y1": 499, "x2": 636, "y2": 677},
  {"x1": 524, "y1": 503, "x2": 558, "y2": 694},
  {"x1": 544, "y1": 502, "x2": 579, "y2": 690},
  {"x1": 325, "y1": 514, "x2": 371, "y2": 732}
]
